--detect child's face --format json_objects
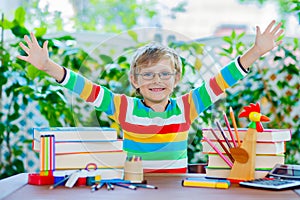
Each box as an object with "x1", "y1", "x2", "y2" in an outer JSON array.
[{"x1": 131, "y1": 58, "x2": 180, "y2": 111}]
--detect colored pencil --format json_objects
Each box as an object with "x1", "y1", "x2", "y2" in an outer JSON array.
[
  {"x1": 215, "y1": 120, "x2": 232, "y2": 149},
  {"x1": 223, "y1": 111, "x2": 237, "y2": 147},
  {"x1": 202, "y1": 136, "x2": 233, "y2": 168},
  {"x1": 229, "y1": 107, "x2": 241, "y2": 147},
  {"x1": 40, "y1": 136, "x2": 45, "y2": 172},
  {"x1": 210, "y1": 128, "x2": 234, "y2": 163}
]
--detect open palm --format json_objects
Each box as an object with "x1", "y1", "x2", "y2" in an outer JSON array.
[{"x1": 17, "y1": 32, "x2": 50, "y2": 71}]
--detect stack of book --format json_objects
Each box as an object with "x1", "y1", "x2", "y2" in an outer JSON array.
[
  {"x1": 201, "y1": 128, "x2": 291, "y2": 179},
  {"x1": 32, "y1": 127, "x2": 127, "y2": 179}
]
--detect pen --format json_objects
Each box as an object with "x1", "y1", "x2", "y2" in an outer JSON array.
[
  {"x1": 113, "y1": 183, "x2": 137, "y2": 190},
  {"x1": 133, "y1": 184, "x2": 158, "y2": 189},
  {"x1": 107, "y1": 182, "x2": 114, "y2": 190}
]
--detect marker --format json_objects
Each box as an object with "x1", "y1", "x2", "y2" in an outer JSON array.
[{"x1": 182, "y1": 178, "x2": 230, "y2": 189}]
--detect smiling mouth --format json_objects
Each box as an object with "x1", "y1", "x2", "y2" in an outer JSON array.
[{"x1": 149, "y1": 88, "x2": 165, "y2": 92}]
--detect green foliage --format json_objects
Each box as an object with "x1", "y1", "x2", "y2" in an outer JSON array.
[
  {"x1": 0, "y1": 7, "x2": 98, "y2": 179},
  {"x1": 238, "y1": 0, "x2": 300, "y2": 23}
]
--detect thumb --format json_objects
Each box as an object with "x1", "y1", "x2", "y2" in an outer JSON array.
[
  {"x1": 256, "y1": 26, "x2": 261, "y2": 36},
  {"x1": 43, "y1": 40, "x2": 49, "y2": 51}
]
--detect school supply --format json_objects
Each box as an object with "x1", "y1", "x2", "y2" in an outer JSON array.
[
  {"x1": 55, "y1": 151, "x2": 127, "y2": 169},
  {"x1": 182, "y1": 177, "x2": 230, "y2": 189},
  {"x1": 39, "y1": 135, "x2": 55, "y2": 174},
  {"x1": 33, "y1": 140, "x2": 123, "y2": 154},
  {"x1": 201, "y1": 103, "x2": 291, "y2": 181},
  {"x1": 32, "y1": 127, "x2": 117, "y2": 142},
  {"x1": 207, "y1": 153, "x2": 285, "y2": 169},
  {"x1": 239, "y1": 178, "x2": 300, "y2": 190},
  {"x1": 124, "y1": 156, "x2": 144, "y2": 182},
  {"x1": 240, "y1": 164, "x2": 300, "y2": 190}
]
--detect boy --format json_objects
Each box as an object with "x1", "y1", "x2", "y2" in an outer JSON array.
[{"x1": 18, "y1": 20, "x2": 283, "y2": 173}]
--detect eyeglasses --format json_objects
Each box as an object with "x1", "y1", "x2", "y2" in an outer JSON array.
[{"x1": 135, "y1": 71, "x2": 176, "y2": 80}]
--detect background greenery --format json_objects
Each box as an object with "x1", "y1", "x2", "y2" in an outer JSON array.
[{"x1": 0, "y1": 1, "x2": 299, "y2": 179}]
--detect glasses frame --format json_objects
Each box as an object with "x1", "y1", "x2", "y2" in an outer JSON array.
[{"x1": 135, "y1": 71, "x2": 177, "y2": 80}]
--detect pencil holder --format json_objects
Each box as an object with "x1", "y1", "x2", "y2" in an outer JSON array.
[{"x1": 124, "y1": 156, "x2": 143, "y2": 182}]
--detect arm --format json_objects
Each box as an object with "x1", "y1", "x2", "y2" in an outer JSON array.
[
  {"x1": 17, "y1": 32, "x2": 118, "y2": 119},
  {"x1": 240, "y1": 20, "x2": 284, "y2": 70},
  {"x1": 17, "y1": 32, "x2": 65, "y2": 82}
]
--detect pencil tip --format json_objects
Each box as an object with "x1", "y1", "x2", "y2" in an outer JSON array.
[{"x1": 229, "y1": 107, "x2": 233, "y2": 112}]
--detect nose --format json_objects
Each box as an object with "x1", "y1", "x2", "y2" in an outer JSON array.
[{"x1": 152, "y1": 73, "x2": 161, "y2": 82}]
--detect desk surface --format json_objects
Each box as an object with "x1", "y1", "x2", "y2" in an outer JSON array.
[{"x1": 1, "y1": 173, "x2": 300, "y2": 200}]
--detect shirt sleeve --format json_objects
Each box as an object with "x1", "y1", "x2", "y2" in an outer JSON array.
[
  {"x1": 59, "y1": 68, "x2": 117, "y2": 118},
  {"x1": 188, "y1": 57, "x2": 249, "y2": 122}
]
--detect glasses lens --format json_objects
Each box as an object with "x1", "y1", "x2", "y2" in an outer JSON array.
[
  {"x1": 142, "y1": 72, "x2": 154, "y2": 80},
  {"x1": 160, "y1": 72, "x2": 171, "y2": 80}
]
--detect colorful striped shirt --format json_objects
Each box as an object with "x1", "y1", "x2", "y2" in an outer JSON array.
[{"x1": 60, "y1": 57, "x2": 248, "y2": 173}]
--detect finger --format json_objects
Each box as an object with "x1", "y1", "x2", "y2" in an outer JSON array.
[
  {"x1": 271, "y1": 22, "x2": 282, "y2": 35},
  {"x1": 24, "y1": 35, "x2": 32, "y2": 47},
  {"x1": 17, "y1": 55, "x2": 28, "y2": 62},
  {"x1": 30, "y1": 32, "x2": 40, "y2": 46},
  {"x1": 19, "y1": 42, "x2": 30, "y2": 54},
  {"x1": 276, "y1": 40, "x2": 283, "y2": 46},
  {"x1": 274, "y1": 29, "x2": 284, "y2": 40},
  {"x1": 256, "y1": 26, "x2": 261, "y2": 36},
  {"x1": 264, "y1": 20, "x2": 276, "y2": 34},
  {"x1": 43, "y1": 40, "x2": 48, "y2": 50}
]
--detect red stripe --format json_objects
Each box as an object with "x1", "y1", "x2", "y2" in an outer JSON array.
[
  {"x1": 144, "y1": 167, "x2": 187, "y2": 173},
  {"x1": 209, "y1": 77, "x2": 223, "y2": 96},
  {"x1": 86, "y1": 84, "x2": 100, "y2": 102},
  {"x1": 119, "y1": 95, "x2": 191, "y2": 134}
]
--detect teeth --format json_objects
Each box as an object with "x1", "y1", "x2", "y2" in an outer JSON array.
[{"x1": 151, "y1": 88, "x2": 163, "y2": 92}]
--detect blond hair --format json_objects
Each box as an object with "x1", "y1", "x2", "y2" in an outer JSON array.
[{"x1": 130, "y1": 42, "x2": 182, "y2": 76}]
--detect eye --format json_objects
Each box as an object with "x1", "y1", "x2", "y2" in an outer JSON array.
[
  {"x1": 142, "y1": 72, "x2": 154, "y2": 78},
  {"x1": 160, "y1": 72, "x2": 171, "y2": 77}
]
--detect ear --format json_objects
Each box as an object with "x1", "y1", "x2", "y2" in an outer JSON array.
[
  {"x1": 174, "y1": 72, "x2": 180, "y2": 87},
  {"x1": 130, "y1": 74, "x2": 139, "y2": 89}
]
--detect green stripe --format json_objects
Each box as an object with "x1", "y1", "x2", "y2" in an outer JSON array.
[
  {"x1": 64, "y1": 71, "x2": 77, "y2": 90},
  {"x1": 98, "y1": 87, "x2": 111, "y2": 111},
  {"x1": 198, "y1": 85, "x2": 212, "y2": 108},
  {"x1": 132, "y1": 100, "x2": 182, "y2": 119},
  {"x1": 126, "y1": 150, "x2": 187, "y2": 161},
  {"x1": 227, "y1": 61, "x2": 243, "y2": 80}
]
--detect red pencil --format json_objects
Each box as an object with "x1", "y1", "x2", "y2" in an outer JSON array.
[{"x1": 223, "y1": 111, "x2": 237, "y2": 147}]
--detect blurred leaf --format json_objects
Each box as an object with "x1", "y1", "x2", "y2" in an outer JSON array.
[
  {"x1": 14, "y1": 7, "x2": 26, "y2": 26},
  {"x1": 128, "y1": 30, "x2": 138, "y2": 42}
]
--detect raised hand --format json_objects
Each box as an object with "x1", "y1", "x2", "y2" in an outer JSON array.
[
  {"x1": 254, "y1": 20, "x2": 284, "y2": 56},
  {"x1": 17, "y1": 32, "x2": 50, "y2": 71}
]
